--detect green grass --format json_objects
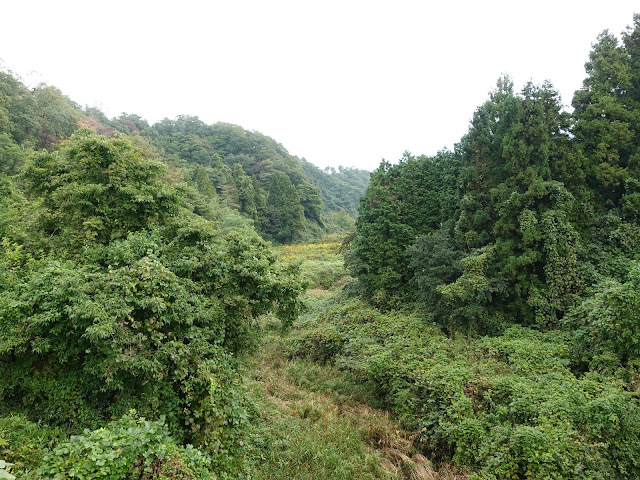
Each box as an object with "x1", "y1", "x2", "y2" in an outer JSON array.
[
  {"x1": 275, "y1": 241, "x2": 350, "y2": 291},
  {"x1": 245, "y1": 322, "x2": 463, "y2": 480},
  {"x1": 246, "y1": 330, "x2": 396, "y2": 480},
  {"x1": 255, "y1": 241, "x2": 465, "y2": 480}
]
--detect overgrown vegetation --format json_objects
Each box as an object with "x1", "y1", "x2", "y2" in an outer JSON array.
[
  {"x1": 0, "y1": 70, "x2": 368, "y2": 246},
  {"x1": 247, "y1": 314, "x2": 466, "y2": 480},
  {"x1": 0, "y1": 129, "x2": 304, "y2": 478},
  {"x1": 3, "y1": 12, "x2": 640, "y2": 480},
  {"x1": 286, "y1": 294, "x2": 640, "y2": 479},
  {"x1": 340, "y1": 13, "x2": 640, "y2": 479},
  {"x1": 93, "y1": 116, "x2": 368, "y2": 243}
]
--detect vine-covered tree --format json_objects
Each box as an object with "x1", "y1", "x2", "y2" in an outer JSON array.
[
  {"x1": 348, "y1": 152, "x2": 458, "y2": 306},
  {"x1": 572, "y1": 30, "x2": 640, "y2": 212}
]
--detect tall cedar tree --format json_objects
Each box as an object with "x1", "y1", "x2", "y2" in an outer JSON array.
[{"x1": 266, "y1": 172, "x2": 306, "y2": 243}]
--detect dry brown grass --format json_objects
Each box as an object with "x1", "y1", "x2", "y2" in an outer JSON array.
[{"x1": 306, "y1": 287, "x2": 335, "y2": 300}]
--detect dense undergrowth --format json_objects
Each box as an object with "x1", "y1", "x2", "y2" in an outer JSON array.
[
  {"x1": 245, "y1": 261, "x2": 466, "y2": 480},
  {"x1": 272, "y1": 240, "x2": 640, "y2": 479},
  {"x1": 331, "y1": 15, "x2": 640, "y2": 479},
  {"x1": 0, "y1": 130, "x2": 304, "y2": 479},
  {"x1": 284, "y1": 289, "x2": 640, "y2": 479}
]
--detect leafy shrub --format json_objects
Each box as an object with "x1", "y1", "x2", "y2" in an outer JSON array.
[
  {"x1": 0, "y1": 130, "x2": 304, "y2": 477},
  {"x1": 40, "y1": 413, "x2": 215, "y2": 480},
  {"x1": 565, "y1": 261, "x2": 640, "y2": 372},
  {"x1": 289, "y1": 323, "x2": 345, "y2": 364},
  {"x1": 301, "y1": 259, "x2": 345, "y2": 289}
]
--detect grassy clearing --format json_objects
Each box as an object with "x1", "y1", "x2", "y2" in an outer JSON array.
[
  {"x1": 276, "y1": 241, "x2": 343, "y2": 262},
  {"x1": 276, "y1": 241, "x2": 349, "y2": 292},
  {"x1": 246, "y1": 318, "x2": 466, "y2": 480}
]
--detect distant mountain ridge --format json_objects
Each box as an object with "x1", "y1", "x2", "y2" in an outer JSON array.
[{"x1": 0, "y1": 69, "x2": 370, "y2": 243}]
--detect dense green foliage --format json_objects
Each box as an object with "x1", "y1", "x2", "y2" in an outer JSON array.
[
  {"x1": 350, "y1": 17, "x2": 640, "y2": 331},
  {"x1": 343, "y1": 14, "x2": 640, "y2": 479},
  {"x1": 40, "y1": 413, "x2": 217, "y2": 479},
  {"x1": 0, "y1": 69, "x2": 369, "y2": 246},
  {"x1": 288, "y1": 294, "x2": 640, "y2": 479},
  {"x1": 266, "y1": 172, "x2": 306, "y2": 243},
  {"x1": 4, "y1": 13, "x2": 640, "y2": 480},
  {"x1": 86, "y1": 114, "x2": 368, "y2": 242},
  {"x1": 348, "y1": 152, "x2": 458, "y2": 307},
  {"x1": 0, "y1": 128, "x2": 304, "y2": 478},
  {"x1": 0, "y1": 415, "x2": 65, "y2": 479},
  {"x1": 0, "y1": 66, "x2": 367, "y2": 479},
  {"x1": 0, "y1": 72, "x2": 81, "y2": 154}
]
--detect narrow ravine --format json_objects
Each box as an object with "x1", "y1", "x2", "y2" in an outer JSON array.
[{"x1": 245, "y1": 321, "x2": 466, "y2": 480}]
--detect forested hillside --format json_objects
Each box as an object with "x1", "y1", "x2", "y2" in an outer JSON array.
[
  {"x1": 0, "y1": 72, "x2": 369, "y2": 244},
  {"x1": 333, "y1": 14, "x2": 640, "y2": 479},
  {"x1": 3, "y1": 13, "x2": 640, "y2": 480}
]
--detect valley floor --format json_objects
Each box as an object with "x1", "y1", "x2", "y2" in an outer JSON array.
[
  {"x1": 248, "y1": 240, "x2": 466, "y2": 479},
  {"x1": 246, "y1": 321, "x2": 465, "y2": 480}
]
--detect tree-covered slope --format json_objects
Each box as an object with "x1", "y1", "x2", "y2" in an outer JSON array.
[
  {"x1": 87, "y1": 113, "x2": 370, "y2": 242},
  {"x1": 342, "y1": 14, "x2": 640, "y2": 479},
  {"x1": 0, "y1": 68, "x2": 369, "y2": 477},
  {"x1": 299, "y1": 158, "x2": 371, "y2": 216},
  {"x1": 0, "y1": 69, "x2": 369, "y2": 244}
]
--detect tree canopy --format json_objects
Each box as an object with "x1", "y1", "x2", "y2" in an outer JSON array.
[
  {"x1": 349, "y1": 17, "x2": 640, "y2": 337},
  {"x1": 0, "y1": 128, "x2": 304, "y2": 477}
]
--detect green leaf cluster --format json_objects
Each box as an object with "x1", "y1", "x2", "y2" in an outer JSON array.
[{"x1": 39, "y1": 412, "x2": 216, "y2": 480}]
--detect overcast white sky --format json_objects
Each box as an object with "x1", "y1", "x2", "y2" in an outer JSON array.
[{"x1": 1, "y1": 1, "x2": 638, "y2": 171}]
